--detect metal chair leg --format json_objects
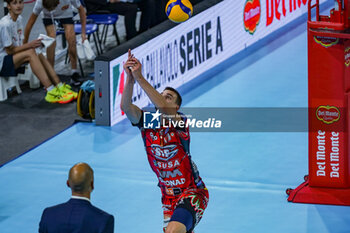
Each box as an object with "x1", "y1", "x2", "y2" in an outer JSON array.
[
  {"x1": 96, "y1": 25, "x2": 102, "y2": 45},
  {"x1": 100, "y1": 25, "x2": 107, "y2": 52},
  {"x1": 103, "y1": 25, "x2": 109, "y2": 45},
  {"x1": 113, "y1": 24, "x2": 120, "y2": 45},
  {"x1": 78, "y1": 57, "x2": 85, "y2": 78},
  {"x1": 101, "y1": 25, "x2": 106, "y2": 43},
  {"x1": 92, "y1": 33, "x2": 101, "y2": 55},
  {"x1": 61, "y1": 34, "x2": 67, "y2": 49},
  {"x1": 65, "y1": 50, "x2": 69, "y2": 64}
]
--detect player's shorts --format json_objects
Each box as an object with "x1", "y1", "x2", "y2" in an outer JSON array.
[
  {"x1": 0, "y1": 55, "x2": 25, "y2": 77},
  {"x1": 42, "y1": 17, "x2": 74, "y2": 26},
  {"x1": 162, "y1": 187, "x2": 209, "y2": 233}
]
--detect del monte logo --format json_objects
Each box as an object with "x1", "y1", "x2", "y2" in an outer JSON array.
[
  {"x1": 244, "y1": 0, "x2": 261, "y2": 34},
  {"x1": 316, "y1": 105, "x2": 340, "y2": 124},
  {"x1": 314, "y1": 36, "x2": 339, "y2": 48}
]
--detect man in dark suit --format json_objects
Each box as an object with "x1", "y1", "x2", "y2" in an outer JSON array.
[{"x1": 39, "y1": 162, "x2": 114, "y2": 233}]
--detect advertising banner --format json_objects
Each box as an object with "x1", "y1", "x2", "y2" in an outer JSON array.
[{"x1": 107, "y1": 0, "x2": 328, "y2": 126}]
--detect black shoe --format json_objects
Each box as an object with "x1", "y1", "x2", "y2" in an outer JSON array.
[{"x1": 71, "y1": 72, "x2": 83, "y2": 86}]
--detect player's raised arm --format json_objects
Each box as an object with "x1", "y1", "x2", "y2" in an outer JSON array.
[
  {"x1": 121, "y1": 49, "x2": 142, "y2": 124},
  {"x1": 129, "y1": 56, "x2": 178, "y2": 117}
]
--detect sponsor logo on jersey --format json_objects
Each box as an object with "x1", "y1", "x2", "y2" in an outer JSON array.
[
  {"x1": 164, "y1": 178, "x2": 186, "y2": 187},
  {"x1": 61, "y1": 5, "x2": 69, "y2": 11},
  {"x1": 149, "y1": 132, "x2": 158, "y2": 141},
  {"x1": 159, "y1": 169, "x2": 183, "y2": 178},
  {"x1": 157, "y1": 159, "x2": 180, "y2": 169},
  {"x1": 150, "y1": 144, "x2": 178, "y2": 161}
]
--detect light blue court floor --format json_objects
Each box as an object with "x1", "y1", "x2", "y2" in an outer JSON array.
[{"x1": 1, "y1": 22, "x2": 350, "y2": 233}]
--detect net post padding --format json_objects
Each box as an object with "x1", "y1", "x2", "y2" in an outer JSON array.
[{"x1": 287, "y1": 0, "x2": 350, "y2": 206}]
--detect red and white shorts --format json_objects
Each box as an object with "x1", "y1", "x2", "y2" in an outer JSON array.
[{"x1": 162, "y1": 187, "x2": 209, "y2": 232}]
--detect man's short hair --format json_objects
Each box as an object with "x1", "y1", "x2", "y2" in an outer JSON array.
[
  {"x1": 164, "y1": 87, "x2": 182, "y2": 107},
  {"x1": 43, "y1": 0, "x2": 59, "y2": 10},
  {"x1": 4, "y1": 0, "x2": 14, "y2": 4}
]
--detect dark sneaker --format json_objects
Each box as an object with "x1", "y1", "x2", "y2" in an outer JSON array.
[{"x1": 71, "y1": 72, "x2": 83, "y2": 86}]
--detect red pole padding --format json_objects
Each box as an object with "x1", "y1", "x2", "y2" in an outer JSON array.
[{"x1": 287, "y1": 0, "x2": 350, "y2": 206}]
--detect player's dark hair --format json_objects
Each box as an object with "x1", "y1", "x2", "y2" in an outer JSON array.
[
  {"x1": 43, "y1": 0, "x2": 59, "y2": 10},
  {"x1": 164, "y1": 87, "x2": 182, "y2": 107}
]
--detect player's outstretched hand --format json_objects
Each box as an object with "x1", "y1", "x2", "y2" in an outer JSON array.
[
  {"x1": 123, "y1": 49, "x2": 135, "y2": 79},
  {"x1": 123, "y1": 49, "x2": 142, "y2": 80}
]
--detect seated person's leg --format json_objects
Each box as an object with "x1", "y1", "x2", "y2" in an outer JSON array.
[
  {"x1": 0, "y1": 55, "x2": 23, "y2": 77},
  {"x1": 12, "y1": 49, "x2": 52, "y2": 88},
  {"x1": 62, "y1": 20, "x2": 83, "y2": 86},
  {"x1": 62, "y1": 21, "x2": 77, "y2": 72},
  {"x1": 12, "y1": 50, "x2": 74, "y2": 103},
  {"x1": 37, "y1": 53, "x2": 78, "y2": 99},
  {"x1": 61, "y1": 18, "x2": 83, "y2": 86},
  {"x1": 37, "y1": 53, "x2": 60, "y2": 86},
  {"x1": 43, "y1": 19, "x2": 57, "y2": 68}
]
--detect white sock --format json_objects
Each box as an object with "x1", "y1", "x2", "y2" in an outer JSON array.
[{"x1": 46, "y1": 85, "x2": 55, "y2": 92}]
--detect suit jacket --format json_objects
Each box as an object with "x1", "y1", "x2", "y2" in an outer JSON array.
[{"x1": 39, "y1": 198, "x2": 114, "y2": 233}]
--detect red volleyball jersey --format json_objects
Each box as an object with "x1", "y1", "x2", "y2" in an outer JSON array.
[{"x1": 133, "y1": 112, "x2": 205, "y2": 196}]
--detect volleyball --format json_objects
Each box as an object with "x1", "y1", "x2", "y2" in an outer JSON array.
[{"x1": 165, "y1": 0, "x2": 193, "y2": 23}]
